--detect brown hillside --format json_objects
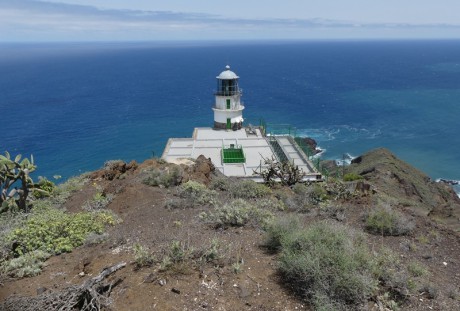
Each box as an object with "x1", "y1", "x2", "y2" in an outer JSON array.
[
  {"x1": 346, "y1": 148, "x2": 460, "y2": 228},
  {"x1": 1, "y1": 150, "x2": 460, "y2": 310}
]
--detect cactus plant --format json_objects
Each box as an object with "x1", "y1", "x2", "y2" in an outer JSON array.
[
  {"x1": 256, "y1": 156, "x2": 306, "y2": 186},
  {"x1": 0, "y1": 151, "x2": 43, "y2": 212}
]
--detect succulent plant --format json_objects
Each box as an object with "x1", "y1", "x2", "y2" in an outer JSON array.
[
  {"x1": 256, "y1": 156, "x2": 306, "y2": 186},
  {"x1": 0, "y1": 151, "x2": 45, "y2": 212}
]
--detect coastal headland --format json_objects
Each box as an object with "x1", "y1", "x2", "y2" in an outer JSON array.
[{"x1": 1, "y1": 147, "x2": 460, "y2": 310}]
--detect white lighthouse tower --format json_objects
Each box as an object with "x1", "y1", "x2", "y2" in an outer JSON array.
[
  {"x1": 213, "y1": 65, "x2": 244, "y2": 130},
  {"x1": 162, "y1": 64, "x2": 322, "y2": 181}
]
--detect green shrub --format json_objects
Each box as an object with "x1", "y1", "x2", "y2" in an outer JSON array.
[
  {"x1": 265, "y1": 216, "x2": 301, "y2": 252},
  {"x1": 82, "y1": 192, "x2": 113, "y2": 210},
  {"x1": 343, "y1": 173, "x2": 364, "y2": 182},
  {"x1": 407, "y1": 261, "x2": 427, "y2": 277},
  {"x1": 209, "y1": 176, "x2": 232, "y2": 191},
  {"x1": 376, "y1": 292, "x2": 400, "y2": 311},
  {"x1": 159, "y1": 238, "x2": 222, "y2": 272},
  {"x1": 179, "y1": 180, "x2": 207, "y2": 196},
  {"x1": 309, "y1": 184, "x2": 329, "y2": 204},
  {"x1": 255, "y1": 198, "x2": 286, "y2": 211},
  {"x1": 365, "y1": 206, "x2": 414, "y2": 236},
  {"x1": 178, "y1": 181, "x2": 217, "y2": 207},
  {"x1": 228, "y1": 180, "x2": 271, "y2": 199},
  {"x1": 33, "y1": 177, "x2": 56, "y2": 198},
  {"x1": 277, "y1": 221, "x2": 378, "y2": 309},
  {"x1": 0, "y1": 211, "x2": 28, "y2": 257},
  {"x1": 199, "y1": 238, "x2": 221, "y2": 263},
  {"x1": 292, "y1": 183, "x2": 309, "y2": 195},
  {"x1": 1, "y1": 250, "x2": 51, "y2": 278},
  {"x1": 203, "y1": 199, "x2": 251, "y2": 227},
  {"x1": 282, "y1": 183, "x2": 327, "y2": 211},
  {"x1": 143, "y1": 166, "x2": 183, "y2": 188},
  {"x1": 133, "y1": 243, "x2": 155, "y2": 268},
  {"x1": 370, "y1": 247, "x2": 418, "y2": 298},
  {"x1": 202, "y1": 199, "x2": 273, "y2": 229},
  {"x1": 324, "y1": 181, "x2": 353, "y2": 201},
  {"x1": 232, "y1": 260, "x2": 243, "y2": 274},
  {"x1": 84, "y1": 232, "x2": 109, "y2": 246},
  {"x1": 9, "y1": 206, "x2": 116, "y2": 255},
  {"x1": 313, "y1": 292, "x2": 346, "y2": 311},
  {"x1": 282, "y1": 195, "x2": 311, "y2": 212},
  {"x1": 158, "y1": 240, "x2": 194, "y2": 272},
  {"x1": 169, "y1": 240, "x2": 192, "y2": 263}
]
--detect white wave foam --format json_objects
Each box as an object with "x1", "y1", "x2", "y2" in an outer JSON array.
[
  {"x1": 311, "y1": 147, "x2": 325, "y2": 159},
  {"x1": 335, "y1": 153, "x2": 356, "y2": 166},
  {"x1": 296, "y1": 125, "x2": 381, "y2": 143},
  {"x1": 296, "y1": 128, "x2": 340, "y2": 141},
  {"x1": 435, "y1": 178, "x2": 459, "y2": 185}
]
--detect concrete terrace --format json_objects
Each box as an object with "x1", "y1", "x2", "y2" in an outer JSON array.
[
  {"x1": 273, "y1": 136, "x2": 317, "y2": 176},
  {"x1": 162, "y1": 127, "x2": 321, "y2": 181},
  {"x1": 162, "y1": 128, "x2": 272, "y2": 178}
]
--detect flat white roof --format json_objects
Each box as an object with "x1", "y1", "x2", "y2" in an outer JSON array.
[
  {"x1": 163, "y1": 128, "x2": 273, "y2": 178},
  {"x1": 162, "y1": 127, "x2": 320, "y2": 180}
]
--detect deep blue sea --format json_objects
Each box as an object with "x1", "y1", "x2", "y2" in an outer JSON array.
[{"x1": 1, "y1": 40, "x2": 459, "y2": 193}]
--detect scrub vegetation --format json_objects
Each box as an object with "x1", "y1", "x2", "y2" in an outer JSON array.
[
  {"x1": 0, "y1": 168, "x2": 116, "y2": 280},
  {"x1": 365, "y1": 205, "x2": 414, "y2": 236},
  {"x1": 2, "y1": 148, "x2": 460, "y2": 311},
  {"x1": 267, "y1": 219, "x2": 377, "y2": 310}
]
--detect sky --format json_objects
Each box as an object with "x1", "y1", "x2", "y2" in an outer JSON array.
[{"x1": 1, "y1": 0, "x2": 460, "y2": 42}]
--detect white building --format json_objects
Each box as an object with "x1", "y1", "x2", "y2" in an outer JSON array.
[{"x1": 162, "y1": 65, "x2": 321, "y2": 181}]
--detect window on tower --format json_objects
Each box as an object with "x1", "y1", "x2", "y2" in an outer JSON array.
[{"x1": 216, "y1": 79, "x2": 239, "y2": 96}]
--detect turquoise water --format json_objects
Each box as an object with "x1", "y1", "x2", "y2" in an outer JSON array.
[{"x1": 1, "y1": 40, "x2": 459, "y2": 193}]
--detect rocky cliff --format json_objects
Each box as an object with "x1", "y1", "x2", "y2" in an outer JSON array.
[{"x1": 346, "y1": 148, "x2": 460, "y2": 228}]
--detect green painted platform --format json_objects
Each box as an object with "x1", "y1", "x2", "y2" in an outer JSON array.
[{"x1": 222, "y1": 147, "x2": 245, "y2": 163}]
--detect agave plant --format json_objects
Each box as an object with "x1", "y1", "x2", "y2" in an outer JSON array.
[{"x1": 0, "y1": 151, "x2": 45, "y2": 212}]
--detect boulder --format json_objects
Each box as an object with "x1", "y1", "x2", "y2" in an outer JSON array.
[
  {"x1": 90, "y1": 160, "x2": 138, "y2": 180},
  {"x1": 182, "y1": 155, "x2": 216, "y2": 185}
]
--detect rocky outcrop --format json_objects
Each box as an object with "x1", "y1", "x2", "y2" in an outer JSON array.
[
  {"x1": 90, "y1": 160, "x2": 138, "y2": 181},
  {"x1": 296, "y1": 137, "x2": 321, "y2": 155},
  {"x1": 347, "y1": 148, "x2": 460, "y2": 223},
  {"x1": 181, "y1": 155, "x2": 216, "y2": 185}
]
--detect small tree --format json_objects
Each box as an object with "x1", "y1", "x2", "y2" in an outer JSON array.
[
  {"x1": 0, "y1": 151, "x2": 41, "y2": 212},
  {"x1": 256, "y1": 156, "x2": 305, "y2": 186}
]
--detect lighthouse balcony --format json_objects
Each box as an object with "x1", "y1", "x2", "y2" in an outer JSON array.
[
  {"x1": 212, "y1": 105, "x2": 245, "y2": 112},
  {"x1": 214, "y1": 89, "x2": 243, "y2": 96}
]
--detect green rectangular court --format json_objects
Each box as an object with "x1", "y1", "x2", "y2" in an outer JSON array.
[{"x1": 222, "y1": 147, "x2": 246, "y2": 163}]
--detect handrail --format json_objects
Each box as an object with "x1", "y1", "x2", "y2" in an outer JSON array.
[{"x1": 214, "y1": 88, "x2": 243, "y2": 96}]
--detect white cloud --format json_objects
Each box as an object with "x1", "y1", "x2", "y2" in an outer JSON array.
[{"x1": 1, "y1": 0, "x2": 460, "y2": 41}]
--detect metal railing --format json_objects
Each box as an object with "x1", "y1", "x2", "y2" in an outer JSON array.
[{"x1": 214, "y1": 88, "x2": 243, "y2": 96}]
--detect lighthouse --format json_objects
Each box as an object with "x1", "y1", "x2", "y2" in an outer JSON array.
[
  {"x1": 162, "y1": 64, "x2": 322, "y2": 181},
  {"x1": 213, "y1": 65, "x2": 244, "y2": 130}
]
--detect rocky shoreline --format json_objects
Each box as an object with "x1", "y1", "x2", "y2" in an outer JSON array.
[{"x1": 436, "y1": 178, "x2": 460, "y2": 186}]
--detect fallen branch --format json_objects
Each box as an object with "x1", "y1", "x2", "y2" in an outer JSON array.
[{"x1": 1, "y1": 262, "x2": 126, "y2": 311}]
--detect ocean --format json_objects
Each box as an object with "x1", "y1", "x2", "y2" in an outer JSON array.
[{"x1": 1, "y1": 40, "x2": 459, "y2": 193}]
